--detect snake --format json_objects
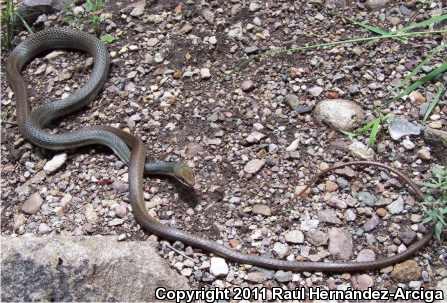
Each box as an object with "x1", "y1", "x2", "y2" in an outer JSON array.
[{"x1": 7, "y1": 27, "x2": 433, "y2": 272}]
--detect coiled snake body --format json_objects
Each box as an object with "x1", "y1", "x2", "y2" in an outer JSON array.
[{"x1": 7, "y1": 27, "x2": 432, "y2": 272}]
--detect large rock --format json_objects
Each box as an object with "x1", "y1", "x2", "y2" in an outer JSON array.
[
  {"x1": 1, "y1": 236, "x2": 190, "y2": 302},
  {"x1": 328, "y1": 228, "x2": 353, "y2": 260},
  {"x1": 14, "y1": 1, "x2": 71, "y2": 31},
  {"x1": 313, "y1": 99, "x2": 365, "y2": 131},
  {"x1": 424, "y1": 127, "x2": 447, "y2": 148}
]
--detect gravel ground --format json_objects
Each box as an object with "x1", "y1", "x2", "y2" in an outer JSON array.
[{"x1": 1, "y1": 0, "x2": 447, "y2": 295}]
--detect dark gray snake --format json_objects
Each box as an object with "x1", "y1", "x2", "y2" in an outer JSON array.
[{"x1": 7, "y1": 27, "x2": 433, "y2": 272}]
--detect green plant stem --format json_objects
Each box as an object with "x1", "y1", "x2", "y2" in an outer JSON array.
[
  {"x1": 237, "y1": 29, "x2": 447, "y2": 70},
  {"x1": 269, "y1": 30, "x2": 447, "y2": 56}
]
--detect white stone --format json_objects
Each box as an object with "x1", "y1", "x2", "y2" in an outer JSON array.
[
  {"x1": 244, "y1": 159, "x2": 265, "y2": 174},
  {"x1": 43, "y1": 153, "x2": 67, "y2": 173},
  {"x1": 210, "y1": 257, "x2": 229, "y2": 277},
  {"x1": 200, "y1": 68, "x2": 211, "y2": 79},
  {"x1": 284, "y1": 230, "x2": 304, "y2": 244},
  {"x1": 314, "y1": 99, "x2": 365, "y2": 131}
]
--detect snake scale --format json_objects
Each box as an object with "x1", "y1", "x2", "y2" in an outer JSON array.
[{"x1": 7, "y1": 27, "x2": 433, "y2": 272}]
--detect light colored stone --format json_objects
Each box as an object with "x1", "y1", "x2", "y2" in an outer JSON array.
[
  {"x1": 306, "y1": 230, "x2": 328, "y2": 246},
  {"x1": 352, "y1": 274, "x2": 374, "y2": 290},
  {"x1": 308, "y1": 86, "x2": 323, "y2": 97},
  {"x1": 246, "y1": 131, "x2": 265, "y2": 143},
  {"x1": 22, "y1": 192, "x2": 43, "y2": 215},
  {"x1": 402, "y1": 138, "x2": 415, "y2": 150},
  {"x1": 328, "y1": 228, "x2": 353, "y2": 260},
  {"x1": 284, "y1": 230, "x2": 304, "y2": 244},
  {"x1": 417, "y1": 147, "x2": 431, "y2": 160},
  {"x1": 43, "y1": 153, "x2": 67, "y2": 173},
  {"x1": 84, "y1": 204, "x2": 98, "y2": 224},
  {"x1": 210, "y1": 257, "x2": 228, "y2": 277},
  {"x1": 387, "y1": 197, "x2": 404, "y2": 214},
  {"x1": 252, "y1": 204, "x2": 271, "y2": 216},
  {"x1": 313, "y1": 99, "x2": 365, "y2": 131},
  {"x1": 391, "y1": 260, "x2": 421, "y2": 282},
  {"x1": 130, "y1": 0, "x2": 146, "y2": 17},
  {"x1": 201, "y1": 8, "x2": 214, "y2": 24},
  {"x1": 388, "y1": 118, "x2": 422, "y2": 140},
  {"x1": 366, "y1": 0, "x2": 389, "y2": 9},
  {"x1": 1, "y1": 235, "x2": 189, "y2": 302},
  {"x1": 241, "y1": 80, "x2": 255, "y2": 92},
  {"x1": 244, "y1": 159, "x2": 265, "y2": 174},
  {"x1": 356, "y1": 249, "x2": 376, "y2": 262},
  {"x1": 273, "y1": 242, "x2": 289, "y2": 258},
  {"x1": 349, "y1": 141, "x2": 375, "y2": 160},
  {"x1": 200, "y1": 68, "x2": 211, "y2": 79},
  {"x1": 245, "y1": 271, "x2": 267, "y2": 283}
]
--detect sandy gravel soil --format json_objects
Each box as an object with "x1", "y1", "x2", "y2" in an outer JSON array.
[{"x1": 1, "y1": 0, "x2": 446, "y2": 294}]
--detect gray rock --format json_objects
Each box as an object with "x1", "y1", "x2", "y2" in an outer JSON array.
[
  {"x1": 423, "y1": 127, "x2": 447, "y2": 148},
  {"x1": 358, "y1": 192, "x2": 376, "y2": 206},
  {"x1": 356, "y1": 249, "x2": 376, "y2": 262},
  {"x1": 249, "y1": 1, "x2": 261, "y2": 12},
  {"x1": 246, "y1": 131, "x2": 266, "y2": 144},
  {"x1": 349, "y1": 141, "x2": 375, "y2": 160},
  {"x1": 14, "y1": 0, "x2": 63, "y2": 31},
  {"x1": 274, "y1": 270, "x2": 293, "y2": 282},
  {"x1": 306, "y1": 230, "x2": 328, "y2": 246},
  {"x1": 200, "y1": 68, "x2": 211, "y2": 79},
  {"x1": 72, "y1": 5, "x2": 84, "y2": 16},
  {"x1": 1, "y1": 236, "x2": 189, "y2": 302},
  {"x1": 438, "y1": 278, "x2": 447, "y2": 299},
  {"x1": 227, "y1": 22, "x2": 243, "y2": 39},
  {"x1": 318, "y1": 209, "x2": 342, "y2": 224},
  {"x1": 345, "y1": 209, "x2": 357, "y2": 221},
  {"x1": 352, "y1": 274, "x2": 374, "y2": 290},
  {"x1": 43, "y1": 153, "x2": 67, "y2": 173},
  {"x1": 328, "y1": 228, "x2": 353, "y2": 260},
  {"x1": 363, "y1": 215, "x2": 380, "y2": 232},
  {"x1": 241, "y1": 80, "x2": 255, "y2": 92},
  {"x1": 245, "y1": 271, "x2": 267, "y2": 283},
  {"x1": 286, "y1": 139, "x2": 300, "y2": 152},
  {"x1": 308, "y1": 86, "x2": 323, "y2": 97},
  {"x1": 273, "y1": 242, "x2": 289, "y2": 259},
  {"x1": 210, "y1": 257, "x2": 228, "y2": 277},
  {"x1": 284, "y1": 230, "x2": 304, "y2": 244},
  {"x1": 313, "y1": 99, "x2": 365, "y2": 131},
  {"x1": 399, "y1": 229, "x2": 417, "y2": 245},
  {"x1": 244, "y1": 46, "x2": 259, "y2": 55},
  {"x1": 38, "y1": 223, "x2": 51, "y2": 234},
  {"x1": 22, "y1": 192, "x2": 43, "y2": 215},
  {"x1": 366, "y1": 0, "x2": 389, "y2": 9},
  {"x1": 201, "y1": 8, "x2": 214, "y2": 24},
  {"x1": 388, "y1": 118, "x2": 422, "y2": 140},
  {"x1": 402, "y1": 138, "x2": 415, "y2": 150},
  {"x1": 286, "y1": 94, "x2": 300, "y2": 110},
  {"x1": 130, "y1": 0, "x2": 146, "y2": 17},
  {"x1": 387, "y1": 197, "x2": 404, "y2": 214},
  {"x1": 301, "y1": 217, "x2": 319, "y2": 231},
  {"x1": 328, "y1": 196, "x2": 348, "y2": 209},
  {"x1": 83, "y1": 203, "x2": 98, "y2": 224},
  {"x1": 244, "y1": 159, "x2": 265, "y2": 174},
  {"x1": 252, "y1": 204, "x2": 271, "y2": 216}
]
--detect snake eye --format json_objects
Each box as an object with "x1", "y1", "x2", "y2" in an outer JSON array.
[{"x1": 174, "y1": 163, "x2": 195, "y2": 187}]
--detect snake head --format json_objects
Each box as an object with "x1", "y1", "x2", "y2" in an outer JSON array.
[{"x1": 173, "y1": 162, "x2": 195, "y2": 188}]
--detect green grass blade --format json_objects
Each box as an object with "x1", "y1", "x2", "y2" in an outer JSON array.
[
  {"x1": 397, "y1": 63, "x2": 447, "y2": 98},
  {"x1": 368, "y1": 119, "x2": 381, "y2": 146},
  {"x1": 349, "y1": 18, "x2": 405, "y2": 42},
  {"x1": 15, "y1": 11, "x2": 34, "y2": 33},
  {"x1": 400, "y1": 14, "x2": 447, "y2": 33},
  {"x1": 423, "y1": 85, "x2": 446, "y2": 122},
  {"x1": 396, "y1": 44, "x2": 446, "y2": 90}
]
